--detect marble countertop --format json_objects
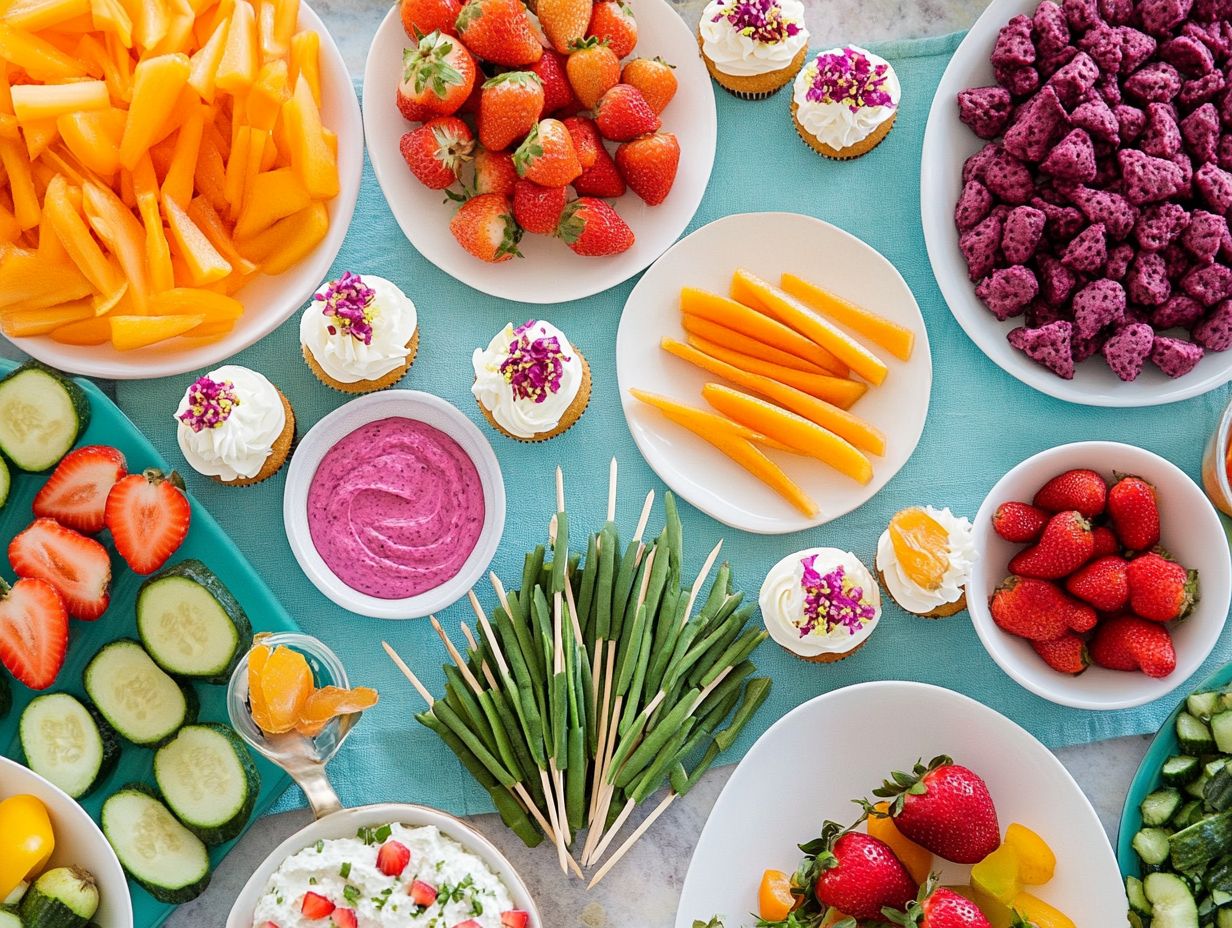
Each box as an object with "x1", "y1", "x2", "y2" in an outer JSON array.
[{"x1": 164, "y1": 1, "x2": 1151, "y2": 926}]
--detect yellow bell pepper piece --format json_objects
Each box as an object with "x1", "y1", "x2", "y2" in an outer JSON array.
[
  {"x1": 1002, "y1": 824, "x2": 1055, "y2": 886},
  {"x1": 118, "y1": 52, "x2": 190, "y2": 169},
  {"x1": 970, "y1": 844, "x2": 1022, "y2": 906},
  {"x1": 0, "y1": 795, "x2": 56, "y2": 900},
  {"x1": 1012, "y1": 892, "x2": 1075, "y2": 928}
]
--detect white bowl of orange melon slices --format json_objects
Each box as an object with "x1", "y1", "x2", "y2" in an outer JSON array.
[
  {"x1": 0, "y1": 0, "x2": 361, "y2": 380},
  {"x1": 616, "y1": 211, "x2": 932, "y2": 534}
]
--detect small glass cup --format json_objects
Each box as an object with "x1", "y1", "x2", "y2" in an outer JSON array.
[
  {"x1": 227, "y1": 632, "x2": 358, "y2": 818},
  {"x1": 1202, "y1": 396, "x2": 1232, "y2": 518}
]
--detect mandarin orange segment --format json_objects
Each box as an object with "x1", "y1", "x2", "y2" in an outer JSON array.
[
  {"x1": 888, "y1": 507, "x2": 951, "y2": 591},
  {"x1": 867, "y1": 801, "x2": 933, "y2": 885},
  {"x1": 757, "y1": 870, "x2": 794, "y2": 922},
  {"x1": 246, "y1": 643, "x2": 274, "y2": 730},
  {"x1": 258, "y1": 645, "x2": 315, "y2": 734},
  {"x1": 294, "y1": 685, "x2": 379, "y2": 736}
]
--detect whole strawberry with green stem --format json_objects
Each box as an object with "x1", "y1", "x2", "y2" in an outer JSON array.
[
  {"x1": 991, "y1": 501, "x2": 1048, "y2": 543},
  {"x1": 868, "y1": 755, "x2": 1000, "y2": 864},
  {"x1": 513, "y1": 119, "x2": 582, "y2": 186},
  {"x1": 455, "y1": 0, "x2": 542, "y2": 67},
  {"x1": 557, "y1": 197, "x2": 634, "y2": 255},
  {"x1": 562, "y1": 115, "x2": 602, "y2": 169},
  {"x1": 478, "y1": 71, "x2": 543, "y2": 152},
  {"x1": 512, "y1": 178, "x2": 568, "y2": 235},
  {"x1": 883, "y1": 880, "x2": 994, "y2": 928},
  {"x1": 621, "y1": 55, "x2": 676, "y2": 114},
  {"x1": 538, "y1": 0, "x2": 590, "y2": 53},
  {"x1": 399, "y1": 0, "x2": 461, "y2": 39},
  {"x1": 990, "y1": 576, "x2": 1096, "y2": 639},
  {"x1": 528, "y1": 49, "x2": 578, "y2": 115},
  {"x1": 595, "y1": 82, "x2": 660, "y2": 140},
  {"x1": 797, "y1": 821, "x2": 918, "y2": 922},
  {"x1": 1126, "y1": 551, "x2": 1198, "y2": 622},
  {"x1": 566, "y1": 37, "x2": 621, "y2": 110},
  {"x1": 449, "y1": 193, "x2": 523, "y2": 263},
  {"x1": 588, "y1": 0, "x2": 638, "y2": 58},
  {"x1": 473, "y1": 147, "x2": 518, "y2": 197},
  {"x1": 397, "y1": 30, "x2": 477, "y2": 121},
  {"x1": 1007, "y1": 510, "x2": 1094, "y2": 579},
  {"x1": 1107, "y1": 474, "x2": 1160, "y2": 551},
  {"x1": 616, "y1": 130, "x2": 679, "y2": 205},
  {"x1": 399, "y1": 116, "x2": 473, "y2": 189},
  {"x1": 1032, "y1": 468, "x2": 1107, "y2": 518},
  {"x1": 572, "y1": 146, "x2": 626, "y2": 197}
]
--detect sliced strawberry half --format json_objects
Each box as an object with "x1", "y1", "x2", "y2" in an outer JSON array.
[
  {"x1": 300, "y1": 891, "x2": 335, "y2": 919},
  {"x1": 408, "y1": 880, "x2": 437, "y2": 908},
  {"x1": 10, "y1": 518, "x2": 111, "y2": 620},
  {"x1": 501, "y1": 911, "x2": 530, "y2": 928},
  {"x1": 452, "y1": 922, "x2": 482, "y2": 928},
  {"x1": 0, "y1": 577, "x2": 68, "y2": 690},
  {"x1": 32, "y1": 445, "x2": 127, "y2": 534},
  {"x1": 376, "y1": 839, "x2": 411, "y2": 877},
  {"x1": 331, "y1": 909, "x2": 357, "y2": 928},
  {"x1": 104, "y1": 469, "x2": 191, "y2": 575}
]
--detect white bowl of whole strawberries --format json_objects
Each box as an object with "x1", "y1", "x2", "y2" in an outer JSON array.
[
  {"x1": 361, "y1": 0, "x2": 716, "y2": 303},
  {"x1": 970, "y1": 440, "x2": 1231, "y2": 710}
]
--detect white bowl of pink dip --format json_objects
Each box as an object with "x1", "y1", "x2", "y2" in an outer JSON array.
[{"x1": 284, "y1": 390, "x2": 506, "y2": 618}]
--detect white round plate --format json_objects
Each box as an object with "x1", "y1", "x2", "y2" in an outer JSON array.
[
  {"x1": 362, "y1": 0, "x2": 716, "y2": 304},
  {"x1": 675, "y1": 681, "x2": 1124, "y2": 928},
  {"x1": 6, "y1": 0, "x2": 363, "y2": 381},
  {"x1": 226, "y1": 803, "x2": 539, "y2": 928},
  {"x1": 616, "y1": 212, "x2": 932, "y2": 534},
  {"x1": 920, "y1": 0, "x2": 1232, "y2": 406},
  {"x1": 283, "y1": 390, "x2": 506, "y2": 619},
  {"x1": 969, "y1": 441, "x2": 1232, "y2": 710},
  {"x1": 0, "y1": 756, "x2": 133, "y2": 928}
]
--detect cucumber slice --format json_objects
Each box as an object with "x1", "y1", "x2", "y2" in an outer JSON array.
[
  {"x1": 1127, "y1": 875, "x2": 1153, "y2": 917},
  {"x1": 137, "y1": 561, "x2": 252, "y2": 684},
  {"x1": 1187, "y1": 771, "x2": 1212, "y2": 800},
  {"x1": 84, "y1": 641, "x2": 195, "y2": 747},
  {"x1": 1171, "y1": 812, "x2": 1232, "y2": 873},
  {"x1": 1175, "y1": 799, "x2": 1202, "y2": 829},
  {"x1": 101, "y1": 786, "x2": 210, "y2": 905},
  {"x1": 1144, "y1": 788, "x2": 1184, "y2": 826},
  {"x1": 3, "y1": 885, "x2": 27, "y2": 907},
  {"x1": 1190, "y1": 692, "x2": 1221, "y2": 721},
  {"x1": 1178, "y1": 712, "x2": 1215, "y2": 755},
  {"x1": 0, "y1": 363, "x2": 89, "y2": 472},
  {"x1": 1219, "y1": 907, "x2": 1232, "y2": 928},
  {"x1": 1211, "y1": 711, "x2": 1232, "y2": 754},
  {"x1": 153, "y1": 724, "x2": 259, "y2": 846},
  {"x1": 1145, "y1": 872, "x2": 1199, "y2": 928},
  {"x1": 0, "y1": 457, "x2": 10, "y2": 510},
  {"x1": 1165, "y1": 756, "x2": 1202, "y2": 787},
  {"x1": 0, "y1": 907, "x2": 20, "y2": 928},
  {"x1": 1207, "y1": 767, "x2": 1232, "y2": 813},
  {"x1": 1135, "y1": 827, "x2": 1173, "y2": 867},
  {"x1": 19, "y1": 866, "x2": 98, "y2": 928},
  {"x1": 20, "y1": 694, "x2": 119, "y2": 799}
]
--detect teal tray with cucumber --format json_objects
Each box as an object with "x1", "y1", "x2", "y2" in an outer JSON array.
[
  {"x1": 0, "y1": 359, "x2": 299, "y2": 928},
  {"x1": 1119, "y1": 661, "x2": 1232, "y2": 928}
]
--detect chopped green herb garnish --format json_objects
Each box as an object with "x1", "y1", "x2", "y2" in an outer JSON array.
[
  {"x1": 357, "y1": 824, "x2": 394, "y2": 845},
  {"x1": 343, "y1": 884, "x2": 362, "y2": 906},
  {"x1": 340, "y1": 862, "x2": 352, "y2": 879},
  {"x1": 308, "y1": 877, "x2": 318, "y2": 885},
  {"x1": 314, "y1": 839, "x2": 325, "y2": 853},
  {"x1": 471, "y1": 897, "x2": 484, "y2": 916}
]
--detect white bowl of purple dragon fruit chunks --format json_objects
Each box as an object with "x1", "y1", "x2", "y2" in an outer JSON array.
[{"x1": 921, "y1": 0, "x2": 1232, "y2": 405}]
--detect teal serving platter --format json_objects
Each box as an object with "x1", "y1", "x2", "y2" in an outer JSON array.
[
  {"x1": 1117, "y1": 661, "x2": 1232, "y2": 878},
  {"x1": 0, "y1": 360, "x2": 299, "y2": 928}
]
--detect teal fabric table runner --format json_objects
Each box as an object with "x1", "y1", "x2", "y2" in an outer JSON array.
[{"x1": 115, "y1": 31, "x2": 1232, "y2": 817}]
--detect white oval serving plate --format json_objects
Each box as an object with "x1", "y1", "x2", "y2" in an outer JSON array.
[
  {"x1": 361, "y1": 0, "x2": 716, "y2": 304},
  {"x1": 283, "y1": 390, "x2": 506, "y2": 619},
  {"x1": 920, "y1": 0, "x2": 1232, "y2": 406},
  {"x1": 675, "y1": 681, "x2": 1124, "y2": 928},
  {"x1": 616, "y1": 211, "x2": 932, "y2": 534}
]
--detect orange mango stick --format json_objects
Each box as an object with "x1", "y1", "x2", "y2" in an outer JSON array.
[
  {"x1": 119, "y1": 52, "x2": 190, "y2": 169},
  {"x1": 630, "y1": 388, "x2": 819, "y2": 518},
  {"x1": 0, "y1": 24, "x2": 89, "y2": 81},
  {"x1": 160, "y1": 103, "x2": 205, "y2": 207},
  {"x1": 781, "y1": 272, "x2": 915, "y2": 362},
  {"x1": 187, "y1": 15, "x2": 228, "y2": 103},
  {"x1": 680, "y1": 286, "x2": 847, "y2": 376},
  {"x1": 43, "y1": 174, "x2": 125, "y2": 295},
  {"x1": 0, "y1": 139, "x2": 40, "y2": 229},
  {"x1": 661, "y1": 337, "x2": 886, "y2": 456},
  {"x1": 0, "y1": 297, "x2": 96, "y2": 337},
  {"x1": 680, "y1": 313, "x2": 827, "y2": 373},
  {"x1": 731, "y1": 269, "x2": 889, "y2": 385},
  {"x1": 685, "y1": 333, "x2": 867, "y2": 409},
  {"x1": 702, "y1": 383, "x2": 873, "y2": 485},
  {"x1": 215, "y1": 0, "x2": 257, "y2": 94},
  {"x1": 162, "y1": 196, "x2": 231, "y2": 284},
  {"x1": 11, "y1": 80, "x2": 108, "y2": 123},
  {"x1": 110, "y1": 312, "x2": 205, "y2": 349},
  {"x1": 50, "y1": 315, "x2": 110, "y2": 344}
]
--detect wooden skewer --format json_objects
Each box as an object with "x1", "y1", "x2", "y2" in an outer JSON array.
[
  {"x1": 429, "y1": 616, "x2": 486, "y2": 696},
  {"x1": 588, "y1": 791, "x2": 678, "y2": 889},
  {"x1": 584, "y1": 691, "x2": 624, "y2": 866},
  {"x1": 683, "y1": 539, "x2": 724, "y2": 625},
  {"x1": 468, "y1": 590, "x2": 514, "y2": 681},
  {"x1": 556, "y1": 465, "x2": 565, "y2": 514},
  {"x1": 588, "y1": 797, "x2": 635, "y2": 867},
  {"x1": 582, "y1": 646, "x2": 619, "y2": 862},
  {"x1": 382, "y1": 641, "x2": 434, "y2": 706},
  {"x1": 607, "y1": 456, "x2": 617, "y2": 523},
  {"x1": 633, "y1": 488, "x2": 654, "y2": 547}
]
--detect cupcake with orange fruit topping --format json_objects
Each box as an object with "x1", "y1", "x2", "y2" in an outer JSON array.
[
  {"x1": 875, "y1": 507, "x2": 976, "y2": 618},
  {"x1": 300, "y1": 271, "x2": 419, "y2": 394},
  {"x1": 697, "y1": 0, "x2": 809, "y2": 100},
  {"x1": 759, "y1": 547, "x2": 881, "y2": 663}
]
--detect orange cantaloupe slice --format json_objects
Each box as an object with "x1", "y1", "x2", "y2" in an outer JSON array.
[
  {"x1": 281, "y1": 75, "x2": 337, "y2": 199},
  {"x1": 110, "y1": 312, "x2": 205, "y2": 349},
  {"x1": 118, "y1": 52, "x2": 190, "y2": 169},
  {"x1": 50, "y1": 315, "x2": 110, "y2": 344},
  {"x1": 82, "y1": 180, "x2": 151, "y2": 308},
  {"x1": 781, "y1": 272, "x2": 915, "y2": 362},
  {"x1": 43, "y1": 174, "x2": 126, "y2": 295},
  {"x1": 680, "y1": 313, "x2": 828, "y2": 373},
  {"x1": 661, "y1": 338, "x2": 886, "y2": 456},
  {"x1": 215, "y1": 0, "x2": 257, "y2": 94},
  {"x1": 680, "y1": 286, "x2": 848, "y2": 376},
  {"x1": 629, "y1": 388, "x2": 819, "y2": 517},
  {"x1": 289, "y1": 29, "x2": 321, "y2": 105},
  {"x1": 0, "y1": 297, "x2": 96, "y2": 337},
  {"x1": 187, "y1": 15, "x2": 229, "y2": 102},
  {"x1": 160, "y1": 103, "x2": 205, "y2": 207},
  {"x1": 57, "y1": 108, "x2": 125, "y2": 176},
  {"x1": 233, "y1": 167, "x2": 310, "y2": 239},
  {"x1": 236, "y1": 199, "x2": 326, "y2": 273},
  {"x1": 702, "y1": 383, "x2": 873, "y2": 485},
  {"x1": 5, "y1": 0, "x2": 93, "y2": 33},
  {"x1": 162, "y1": 196, "x2": 232, "y2": 284},
  {"x1": 0, "y1": 24, "x2": 89, "y2": 81},
  {"x1": 684, "y1": 333, "x2": 867, "y2": 409},
  {"x1": 11, "y1": 80, "x2": 108, "y2": 123},
  {"x1": 730, "y1": 269, "x2": 889, "y2": 385}
]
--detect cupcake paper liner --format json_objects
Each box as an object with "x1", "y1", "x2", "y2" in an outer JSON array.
[
  {"x1": 211, "y1": 390, "x2": 297, "y2": 488},
  {"x1": 303, "y1": 329, "x2": 420, "y2": 395}
]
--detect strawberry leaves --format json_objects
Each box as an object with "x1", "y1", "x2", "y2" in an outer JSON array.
[{"x1": 869, "y1": 755, "x2": 950, "y2": 817}]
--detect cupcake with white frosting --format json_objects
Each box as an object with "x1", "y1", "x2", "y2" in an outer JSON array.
[
  {"x1": 697, "y1": 0, "x2": 808, "y2": 100},
  {"x1": 472, "y1": 320, "x2": 591, "y2": 442},
  {"x1": 876, "y1": 506, "x2": 976, "y2": 618},
  {"x1": 760, "y1": 547, "x2": 881, "y2": 663},
  {"x1": 300, "y1": 271, "x2": 419, "y2": 393},
  {"x1": 174, "y1": 365, "x2": 295, "y2": 487},
  {"x1": 791, "y1": 45, "x2": 900, "y2": 159}
]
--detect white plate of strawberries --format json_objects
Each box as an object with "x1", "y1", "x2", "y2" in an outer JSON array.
[
  {"x1": 969, "y1": 440, "x2": 1232, "y2": 710},
  {"x1": 362, "y1": 0, "x2": 716, "y2": 303}
]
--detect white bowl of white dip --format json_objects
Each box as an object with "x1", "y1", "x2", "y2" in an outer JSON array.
[{"x1": 226, "y1": 803, "x2": 539, "y2": 928}]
